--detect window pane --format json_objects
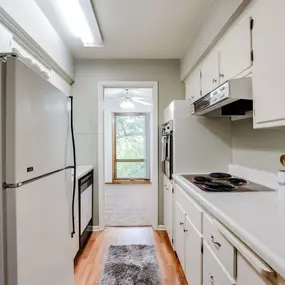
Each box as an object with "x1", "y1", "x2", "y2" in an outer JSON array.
[
  {"x1": 116, "y1": 162, "x2": 147, "y2": 179},
  {"x1": 116, "y1": 115, "x2": 146, "y2": 159}
]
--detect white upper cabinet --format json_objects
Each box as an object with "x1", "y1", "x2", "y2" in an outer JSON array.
[
  {"x1": 218, "y1": 11, "x2": 253, "y2": 85},
  {"x1": 252, "y1": 0, "x2": 285, "y2": 128},
  {"x1": 201, "y1": 50, "x2": 220, "y2": 96},
  {"x1": 185, "y1": 68, "x2": 201, "y2": 102}
]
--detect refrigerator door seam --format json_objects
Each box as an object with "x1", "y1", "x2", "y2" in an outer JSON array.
[{"x1": 3, "y1": 168, "x2": 65, "y2": 189}]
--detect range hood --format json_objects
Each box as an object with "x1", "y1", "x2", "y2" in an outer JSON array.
[{"x1": 191, "y1": 77, "x2": 253, "y2": 117}]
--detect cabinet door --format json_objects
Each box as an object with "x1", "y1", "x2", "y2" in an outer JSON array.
[
  {"x1": 218, "y1": 13, "x2": 252, "y2": 84},
  {"x1": 174, "y1": 201, "x2": 186, "y2": 269},
  {"x1": 185, "y1": 68, "x2": 201, "y2": 102},
  {"x1": 252, "y1": 0, "x2": 285, "y2": 128},
  {"x1": 164, "y1": 176, "x2": 173, "y2": 243},
  {"x1": 185, "y1": 216, "x2": 203, "y2": 285},
  {"x1": 201, "y1": 50, "x2": 219, "y2": 96},
  {"x1": 203, "y1": 243, "x2": 235, "y2": 285}
]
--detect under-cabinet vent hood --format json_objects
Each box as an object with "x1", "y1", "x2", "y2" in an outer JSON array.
[{"x1": 191, "y1": 77, "x2": 253, "y2": 117}]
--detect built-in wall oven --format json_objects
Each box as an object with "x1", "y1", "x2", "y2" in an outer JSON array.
[{"x1": 161, "y1": 120, "x2": 173, "y2": 180}]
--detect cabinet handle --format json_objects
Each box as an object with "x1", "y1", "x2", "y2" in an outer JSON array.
[
  {"x1": 212, "y1": 78, "x2": 217, "y2": 83},
  {"x1": 180, "y1": 222, "x2": 184, "y2": 226},
  {"x1": 209, "y1": 275, "x2": 215, "y2": 285},
  {"x1": 184, "y1": 229, "x2": 188, "y2": 233},
  {"x1": 219, "y1": 73, "x2": 224, "y2": 78},
  {"x1": 210, "y1": 235, "x2": 221, "y2": 248}
]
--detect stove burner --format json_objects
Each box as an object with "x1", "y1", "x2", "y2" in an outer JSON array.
[
  {"x1": 204, "y1": 181, "x2": 235, "y2": 192},
  {"x1": 192, "y1": 176, "x2": 212, "y2": 184},
  {"x1": 209, "y1": 172, "x2": 232, "y2": 179},
  {"x1": 228, "y1": 178, "x2": 247, "y2": 186}
]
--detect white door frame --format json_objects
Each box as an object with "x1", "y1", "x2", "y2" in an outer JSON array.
[{"x1": 98, "y1": 81, "x2": 159, "y2": 230}]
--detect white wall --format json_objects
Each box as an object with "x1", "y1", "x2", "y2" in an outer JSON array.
[
  {"x1": 104, "y1": 99, "x2": 153, "y2": 226},
  {"x1": 0, "y1": 0, "x2": 74, "y2": 78},
  {"x1": 181, "y1": 0, "x2": 252, "y2": 80},
  {"x1": 232, "y1": 119, "x2": 285, "y2": 174},
  {"x1": 72, "y1": 59, "x2": 184, "y2": 225}
]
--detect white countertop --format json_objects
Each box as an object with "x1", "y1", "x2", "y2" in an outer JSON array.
[
  {"x1": 173, "y1": 174, "x2": 285, "y2": 279},
  {"x1": 72, "y1": 165, "x2": 94, "y2": 180}
]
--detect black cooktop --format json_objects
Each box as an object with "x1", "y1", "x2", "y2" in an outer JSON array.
[{"x1": 182, "y1": 173, "x2": 274, "y2": 193}]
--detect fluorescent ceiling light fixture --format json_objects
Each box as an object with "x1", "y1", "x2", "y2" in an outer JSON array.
[
  {"x1": 120, "y1": 99, "x2": 134, "y2": 109},
  {"x1": 56, "y1": 0, "x2": 102, "y2": 47}
]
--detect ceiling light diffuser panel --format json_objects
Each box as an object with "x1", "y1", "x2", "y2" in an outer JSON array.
[
  {"x1": 59, "y1": 0, "x2": 103, "y2": 47},
  {"x1": 40, "y1": 0, "x2": 103, "y2": 47}
]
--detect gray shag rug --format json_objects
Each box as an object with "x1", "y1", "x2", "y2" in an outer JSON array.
[{"x1": 99, "y1": 244, "x2": 162, "y2": 285}]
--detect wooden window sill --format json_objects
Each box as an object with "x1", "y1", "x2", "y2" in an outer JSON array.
[{"x1": 105, "y1": 180, "x2": 152, "y2": 185}]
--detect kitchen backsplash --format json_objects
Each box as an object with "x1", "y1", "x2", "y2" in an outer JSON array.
[{"x1": 232, "y1": 118, "x2": 285, "y2": 174}]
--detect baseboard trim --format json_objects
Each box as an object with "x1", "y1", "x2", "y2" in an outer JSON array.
[
  {"x1": 157, "y1": 225, "x2": 166, "y2": 231},
  {"x1": 92, "y1": 226, "x2": 103, "y2": 232}
]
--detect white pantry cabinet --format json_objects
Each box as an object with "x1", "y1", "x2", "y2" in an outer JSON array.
[
  {"x1": 163, "y1": 175, "x2": 173, "y2": 244},
  {"x1": 185, "y1": 67, "x2": 201, "y2": 102},
  {"x1": 218, "y1": 11, "x2": 253, "y2": 84},
  {"x1": 251, "y1": 0, "x2": 285, "y2": 128},
  {"x1": 185, "y1": 215, "x2": 203, "y2": 285},
  {"x1": 201, "y1": 50, "x2": 220, "y2": 96}
]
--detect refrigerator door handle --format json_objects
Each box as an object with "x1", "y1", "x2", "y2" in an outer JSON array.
[{"x1": 69, "y1": 96, "x2": 77, "y2": 238}]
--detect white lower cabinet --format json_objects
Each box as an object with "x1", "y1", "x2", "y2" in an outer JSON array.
[
  {"x1": 174, "y1": 201, "x2": 186, "y2": 269},
  {"x1": 173, "y1": 183, "x2": 282, "y2": 285},
  {"x1": 164, "y1": 176, "x2": 173, "y2": 244},
  {"x1": 236, "y1": 252, "x2": 272, "y2": 285},
  {"x1": 203, "y1": 243, "x2": 235, "y2": 285},
  {"x1": 185, "y1": 216, "x2": 203, "y2": 285}
]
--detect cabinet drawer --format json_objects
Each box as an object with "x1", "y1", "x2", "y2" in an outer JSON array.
[
  {"x1": 203, "y1": 214, "x2": 235, "y2": 277},
  {"x1": 204, "y1": 243, "x2": 235, "y2": 285},
  {"x1": 236, "y1": 252, "x2": 273, "y2": 285},
  {"x1": 176, "y1": 184, "x2": 202, "y2": 232}
]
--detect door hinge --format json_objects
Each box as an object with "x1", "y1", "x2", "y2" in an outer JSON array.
[
  {"x1": 200, "y1": 90, "x2": 202, "y2": 96},
  {"x1": 172, "y1": 187, "x2": 174, "y2": 194},
  {"x1": 250, "y1": 18, "x2": 254, "y2": 30},
  {"x1": 251, "y1": 50, "x2": 254, "y2": 62},
  {"x1": 172, "y1": 238, "x2": 174, "y2": 245},
  {"x1": 201, "y1": 243, "x2": 204, "y2": 254}
]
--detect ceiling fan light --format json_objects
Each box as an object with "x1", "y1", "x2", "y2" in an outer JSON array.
[{"x1": 120, "y1": 100, "x2": 134, "y2": 109}]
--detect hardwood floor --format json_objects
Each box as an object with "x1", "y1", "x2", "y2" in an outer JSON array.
[{"x1": 74, "y1": 227, "x2": 187, "y2": 285}]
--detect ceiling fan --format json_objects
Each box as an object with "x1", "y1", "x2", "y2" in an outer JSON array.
[{"x1": 105, "y1": 88, "x2": 152, "y2": 108}]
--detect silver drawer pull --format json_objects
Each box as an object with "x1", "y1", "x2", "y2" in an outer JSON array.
[
  {"x1": 180, "y1": 222, "x2": 184, "y2": 226},
  {"x1": 210, "y1": 235, "x2": 221, "y2": 248},
  {"x1": 210, "y1": 274, "x2": 215, "y2": 285}
]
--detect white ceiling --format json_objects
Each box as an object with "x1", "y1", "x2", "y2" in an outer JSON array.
[{"x1": 37, "y1": 0, "x2": 215, "y2": 59}]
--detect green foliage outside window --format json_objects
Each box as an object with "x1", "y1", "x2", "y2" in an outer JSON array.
[{"x1": 115, "y1": 114, "x2": 149, "y2": 179}]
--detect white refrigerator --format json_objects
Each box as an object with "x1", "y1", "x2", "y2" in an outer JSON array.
[{"x1": 0, "y1": 55, "x2": 75, "y2": 285}]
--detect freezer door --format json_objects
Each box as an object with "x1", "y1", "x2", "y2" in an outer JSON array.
[
  {"x1": 5, "y1": 58, "x2": 69, "y2": 184},
  {"x1": 5, "y1": 170, "x2": 74, "y2": 285}
]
